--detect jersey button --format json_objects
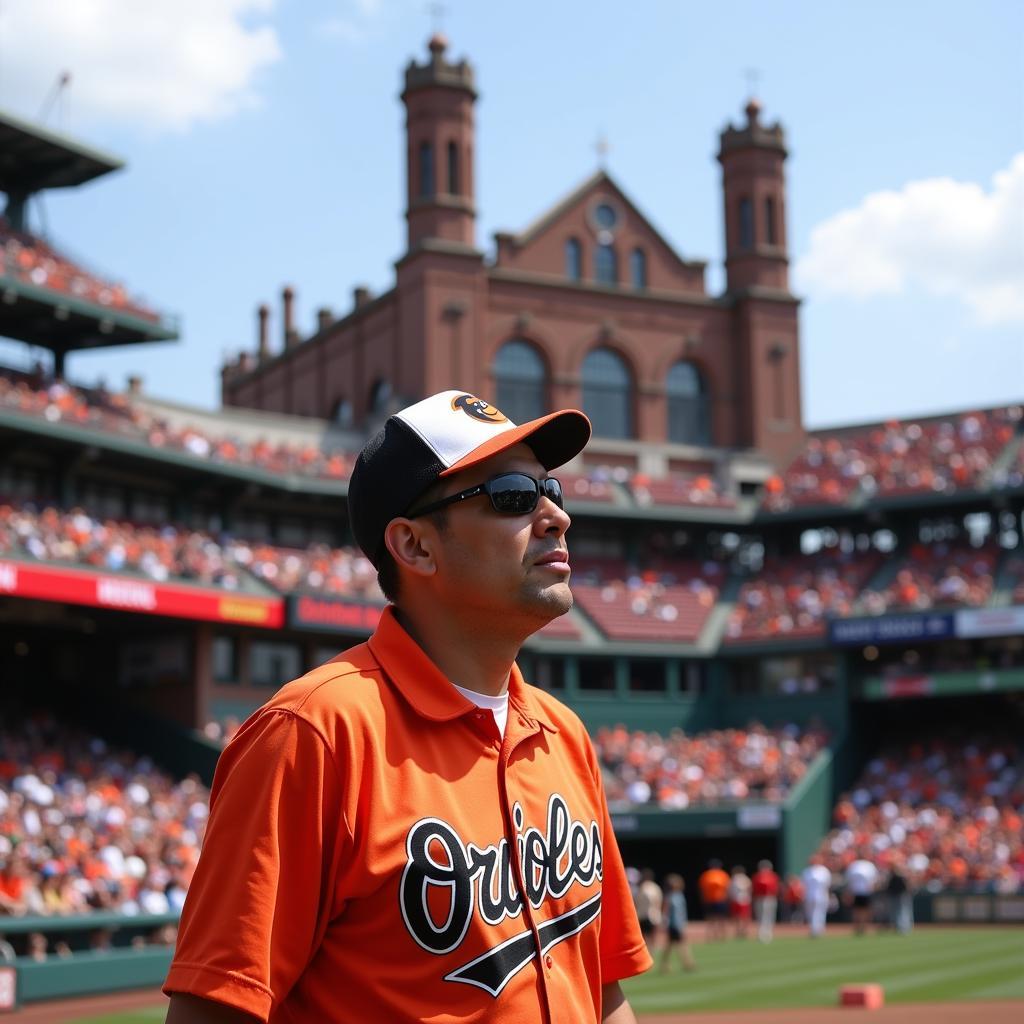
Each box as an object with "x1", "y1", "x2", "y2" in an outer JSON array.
[{"x1": 544, "y1": 954, "x2": 553, "y2": 969}]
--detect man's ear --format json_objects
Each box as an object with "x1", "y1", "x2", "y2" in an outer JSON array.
[{"x1": 383, "y1": 517, "x2": 438, "y2": 580}]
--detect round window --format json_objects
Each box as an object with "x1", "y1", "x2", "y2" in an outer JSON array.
[{"x1": 593, "y1": 202, "x2": 618, "y2": 230}]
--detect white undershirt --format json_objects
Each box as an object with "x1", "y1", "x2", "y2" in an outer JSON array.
[{"x1": 452, "y1": 682, "x2": 510, "y2": 738}]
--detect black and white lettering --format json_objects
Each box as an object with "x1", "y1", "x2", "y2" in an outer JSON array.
[{"x1": 398, "y1": 794, "x2": 603, "y2": 996}]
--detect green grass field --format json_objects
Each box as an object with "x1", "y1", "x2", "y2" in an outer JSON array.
[
  {"x1": 623, "y1": 927, "x2": 1024, "y2": 1014},
  {"x1": 65, "y1": 927, "x2": 1024, "y2": 1022}
]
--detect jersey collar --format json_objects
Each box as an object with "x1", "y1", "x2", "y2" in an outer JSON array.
[{"x1": 367, "y1": 606, "x2": 558, "y2": 732}]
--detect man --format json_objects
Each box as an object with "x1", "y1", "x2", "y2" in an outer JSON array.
[
  {"x1": 751, "y1": 859, "x2": 780, "y2": 943},
  {"x1": 845, "y1": 855, "x2": 879, "y2": 936},
  {"x1": 164, "y1": 391, "x2": 651, "y2": 1023},
  {"x1": 885, "y1": 865, "x2": 913, "y2": 934},
  {"x1": 697, "y1": 859, "x2": 730, "y2": 941},
  {"x1": 634, "y1": 868, "x2": 663, "y2": 946},
  {"x1": 727, "y1": 865, "x2": 752, "y2": 940},
  {"x1": 801, "y1": 855, "x2": 832, "y2": 938},
  {"x1": 659, "y1": 875, "x2": 696, "y2": 973}
]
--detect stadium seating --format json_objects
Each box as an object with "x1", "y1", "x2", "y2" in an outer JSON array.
[
  {"x1": 857, "y1": 540, "x2": 999, "y2": 614},
  {"x1": 1, "y1": 220, "x2": 162, "y2": 322},
  {"x1": 0, "y1": 715, "x2": 207, "y2": 917},
  {"x1": 0, "y1": 368, "x2": 352, "y2": 481},
  {"x1": 765, "y1": 407, "x2": 1023, "y2": 511},
  {"x1": 570, "y1": 558, "x2": 721, "y2": 643},
  {"x1": 0, "y1": 502, "x2": 384, "y2": 601},
  {"x1": 629, "y1": 472, "x2": 736, "y2": 509},
  {"x1": 727, "y1": 549, "x2": 882, "y2": 641},
  {"x1": 596, "y1": 720, "x2": 829, "y2": 810},
  {"x1": 818, "y1": 736, "x2": 1023, "y2": 893}
]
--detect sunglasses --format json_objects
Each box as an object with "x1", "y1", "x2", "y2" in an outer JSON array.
[{"x1": 407, "y1": 472, "x2": 564, "y2": 518}]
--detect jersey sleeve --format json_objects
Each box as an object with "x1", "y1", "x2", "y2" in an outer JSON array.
[
  {"x1": 164, "y1": 709, "x2": 350, "y2": 1022},
  {"x1": 582, "y1": 729, "x2": 653, "y2": 983}
]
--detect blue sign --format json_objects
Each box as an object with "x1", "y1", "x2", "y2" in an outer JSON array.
[{"x1": 828, "y1": 612, "x2": 956, "y2": 647}]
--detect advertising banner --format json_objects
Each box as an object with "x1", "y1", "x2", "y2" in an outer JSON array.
[
  {"x1": 0, "y1": 559, "x2": 283, "y2": 628},
  {"x1": 289, "y1": 594, "x2": 384, "y2": 634},
  {"x1": 828, "y1": 612, "x2": 955, "y2": 647}
]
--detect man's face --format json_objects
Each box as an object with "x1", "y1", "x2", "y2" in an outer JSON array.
[{"x1": 424, "y1": 443, "x2": 573, "y2": 629}]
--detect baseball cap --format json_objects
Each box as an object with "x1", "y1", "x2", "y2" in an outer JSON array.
[{"x1": 348, "y1": 390, "x2": 591, "y2": 567}]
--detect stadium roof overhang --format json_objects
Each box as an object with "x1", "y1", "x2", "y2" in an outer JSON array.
[
  {"x1": 0, "y1": 275, "x2": 179, "y2": 353},
  {"x1": 0, "y1": 108, "x2": 123, "y2": 194}
]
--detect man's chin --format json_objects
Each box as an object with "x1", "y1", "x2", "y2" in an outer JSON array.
[{"x1": 525, "y1": 581, "x2": 573, "y2": 621}]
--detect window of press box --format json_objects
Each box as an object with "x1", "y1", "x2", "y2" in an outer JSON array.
[
  {"x1": 212, "y1": 636, "x2": 238, "y2": 684},
  {"x1": 519, "y1": 654, "x2": 565, "y2": 691},
  {"x1": 732, "y1": 654, "x2": 837, "y2": 695},
  {"x1": 628, "y1": 660, "x2": 666, "y2": 693},
  {"x1": 578, "y1": 657, "x2": 616, "y2": 692},
  {"x1": 250, "y1": 641, "x2": 302, "y2": 687}
]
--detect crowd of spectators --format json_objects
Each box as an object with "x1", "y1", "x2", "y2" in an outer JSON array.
[
  {"x1": 816, "y1": 735, "x2": 1023, "y2": 893},
  {"x1": 0, "y1": 368, "x2": 352, "y2": 481},
  {"x1": 630, "y1": 472, "x2": 735, "y2": 509},
  {"x1": 0, "y1": 715, "x2": 208, "y2": 933},
  {"x1": 765, "y1": 407, "x2": 1023, "y2": 512},
  {"x1": 225, "y1": 540, "x2": 381, "y2": 599},
  {"x1": 1, "y1": 221, "x2": 161, "y2": 322},
  {"x1": 0, "y1": 504, "x2": 243, "y2": 589},
  {"x1": 0, "y1": 502, "x2": 384, "y2": 600},
  {"x1": 857, "y1": 540, "x2": 999, "y2": 614},
  {"x1": 570, "y1": 558, "x2": 722, "y2": 643},
  {"x1": 596, "y1": 720, "x2": 829, "y2": 810},
  {"x1": 727, "y1": 550, "x2": 882, "y2": 642}
]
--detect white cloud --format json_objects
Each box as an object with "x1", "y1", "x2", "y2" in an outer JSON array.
[
  {"x1": 796, "y1": 154, "x2": 1024, "y2": 326},
  {"x1": 0, "y1": 0, "x2": 281, "y2": 132}
]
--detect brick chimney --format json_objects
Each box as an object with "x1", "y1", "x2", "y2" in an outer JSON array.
[
  {"x1": 257, "y1": 303, "x2": 270, "y2": 363},
  {"x1": 353, "y1": 285, "x2": 372, "y2": 309},
  {"x1": 316, "y1": 307, "x2": 333, "y2": 332},
  {"x1": 126, "y1": 375, "x2": 143, "y2": 395},
  {"x1": 282, "y1": 286, "x2": 297, "y2": 348}
]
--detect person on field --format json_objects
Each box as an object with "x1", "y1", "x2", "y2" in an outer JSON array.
[
  {"x1": 728, "y1": 865, "x2": 752, "y2": 939},
  {"x1": 802, "y1": 855, "x2": 832, "y2": 938},
  {"x1": 634, "y1": 868, "x2": 663, "y2": 946},
  {"x1": 163, "y1": 391, "x2": 651, "y2": 1024},
  {"x1": 698, "y1": 859, "x2": 730, "y2": 941},
  {"x1": 846, "y1": 855, "x2": 879, "y2": 935},
  {"x1": 885, "y1": 866, "x2": 913, "y2": 934},
  {"x1": 752, "y1": 859, "x2": 780, "y2": 943},
  {"x1": 659, "y1": 875, "x2": 696, "y2": 973}
]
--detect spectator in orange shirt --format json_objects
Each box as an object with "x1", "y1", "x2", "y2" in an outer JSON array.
[{"x1": 698, "y1": 859, "x2": 730, "y2": 940}]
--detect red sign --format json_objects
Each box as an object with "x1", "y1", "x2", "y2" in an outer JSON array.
[
  {"x1": 882, "y1": 675, "x2": 935, "y2": 698},
  {"x1": 0, "y1": 560, "x2": 283, "y2": 628},
  {"x1": 290, "y1": 595, "x2": 383, "y2": 634}
]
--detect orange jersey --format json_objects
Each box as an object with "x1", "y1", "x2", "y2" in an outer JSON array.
[
  {"x1": 698, "y1": 868, "x2": 730, "y2": 904},
  {"x1": 165, "y1": 608, "x2": 650, "y2": 1022}
]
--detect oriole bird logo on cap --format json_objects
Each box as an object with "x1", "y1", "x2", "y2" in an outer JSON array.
[{"x1": 451, "y1": 394, "x2": 508, "y2": 424}]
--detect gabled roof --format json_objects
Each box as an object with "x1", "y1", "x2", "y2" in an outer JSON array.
[{"x1": 498, "y1": 169, "x2": 705, "y2": 270}]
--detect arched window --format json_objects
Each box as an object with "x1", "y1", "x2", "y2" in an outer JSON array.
[
  {"x1": 565, "y1": 238, "x2": 582, "y2": 281},
  {"x1": 447, "y1": 141, "x2": 459, "y2": 195},
  {"x1": 764, "y1": 196, "x2": 777, "y2": 246},
  {"x1": 667, "y1": 360, "x2": 711, "y2": 445},
  {"x1": 738, "y1": 197, "x2": 754, "y2": 249},
  {"x1": 492, "y1": 339, "x2": 546, "y2": 423},
  {"x1": 630, "y1": 247, "x2": 647, "y2": 289},
  {"x1": 582, "y1": 348, "x2": 632, "y2": 439},
  {"x1": 369, "y1": 378, "x2": 392, "y2": 415},
  {"x1": 418, "y1": 142, "x2": 434, "y2": 198},
  {"x1": 594, "y1": 243, "x2": 618, "y2": 285}
]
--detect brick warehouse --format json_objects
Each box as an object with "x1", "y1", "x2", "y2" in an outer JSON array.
[{"x1": 220, "y1": 34, "x2": 803, "y2": 481}]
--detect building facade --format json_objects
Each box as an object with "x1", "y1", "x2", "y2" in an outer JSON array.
[{"x1": 221, "y1": 35, "x2": 803, "y2": 475}]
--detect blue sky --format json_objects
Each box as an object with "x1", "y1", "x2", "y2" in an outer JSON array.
[{"x1": 0, "y1": 0, "x2": 1021, "y2": 428}]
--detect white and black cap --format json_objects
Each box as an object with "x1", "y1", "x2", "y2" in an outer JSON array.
[{"x1": 348, "y1": 390, "x2": 591, "y2": 567}]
